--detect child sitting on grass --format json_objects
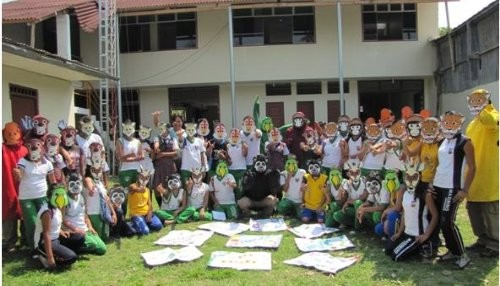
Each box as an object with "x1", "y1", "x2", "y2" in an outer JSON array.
[
  {"x1": 277, "y1": 155, "x2": 306, "y2": 219},
  {"x1": 186, "y1": 168, "x2": 212, "y2": 221},
  {"x1": 128, "y1": 167, "x2": 162, "y2": 234},
  {"x1": 301, "y1": 159, "x2": 330, "y2": 223},
  {"x1": 210, "y1": 161, "x2": 238, "y2": 220},
  {"x1": 154, "y1": 174, "x2": 195, "y2": 225}
]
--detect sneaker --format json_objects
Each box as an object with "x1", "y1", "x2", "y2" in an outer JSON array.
[
  {"x1": 480, "y1": 248, "x2": 499, "y2": 258},
  {"x1": 31, "y1": 250, "x2": 39, "y2": 259},
  {"x1": 439, "y1": 251, "x2": 459, "y2": 261},
  {"x1": 454, "y1": 254, "x2": 471, "y2": 269},
  {"x1": 466, "y1": 242, "x2": 485, "y2": 253},
  {"x1": 38, "y1": 255, "x2": 50, "y2": 269}
]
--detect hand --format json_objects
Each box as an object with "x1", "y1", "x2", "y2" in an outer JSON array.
[
  {"x1": 357, "y1": 208, "x2": 365, "y2": 223},
  {"x1": 415, "y1": 234, "x2": 428, "y2": 244},
  {"x1": 88, "y1": 187, "x2": 96, "y2": 196},
  {"x1": 381, "y1": 210, "x2": 388, "y2": 221},
  {"x1": 47, "y1": 257, "x2": 57, "y2": 269},
  {"x1": 75, "y1": 228, "x2": 86, "y2": 235},
  {"x1": 390, "y1": 233, "x2": 401, "y2": 241},
  {"x1": 453, "y1": 190, "x2": 468, "y2": 204},
  {"x1": 13, "y1": 168, "x2": 22, "y2": 181},
  {"x1": 60, "y1": 230, "x2": 70, "y2": 238},
  {"x1": 146, "y1": 212, "x2": 152, "y2": 223},
  {"x1": 111, "y1": 213, "x2": 117, "y2": 225},
  {"x1": 89, "y1": 228, "x2": 97, "y2": 235}
]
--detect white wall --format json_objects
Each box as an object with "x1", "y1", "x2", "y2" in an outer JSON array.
[{"x1": 2, "y1": 66, "x2": 76, "y2": 134}]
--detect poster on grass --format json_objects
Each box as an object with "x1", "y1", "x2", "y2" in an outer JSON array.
[
  {"x1": 198, "y1": 222, "x2": 250, "y2": 237},
  {"x1": 207, "y1": 251, "x2": 272, "y2": 270},
  {"x1": 288, "y1": 224, "x2": 339, "y2": 239},
  {"x1": 226, "y1": 234, "x2": 283, "y2": 249},
  {"x1": 249, "y1": 218, "x2": 288, "y2": 232},
  {"x1": 154, "y1": 230, "x2": 214, "y2": 247},
  {"x1": 294, "y1": 235, "x2": 355, "y2": 252},
  {"x1": 141, "y1": 246, "x2": 203, "y2": 267},
  {"x1": 283, "y1": 252, "x2": 358, "y2": 274}
]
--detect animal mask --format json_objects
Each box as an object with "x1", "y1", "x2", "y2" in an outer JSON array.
[
  {"x1": 292, "y1": 112, "x2": 305, "y2": 128},
  {"x1": 338, "y1": 115, "x2": 350, "y2": 136},
  {"x1": 67, "y1": 173, "x2": 83, "y2": 195},
  {"x1": 60, "y1": 126, "x2": 77, "y2": 147},
  {"x1": 3, "y1": 122, "x2": 22, "y2": 145},
  {"x1": 109, "y1": 185, "x2": 126, "y2": 206},
  {"x1": 197, "y1": 118, "x2": 210, "y2": 137},
  {"x1": 403, "y1": 159, "x2": 424, "y2": 193},
  {"x1": 253, "y1": 154, "x2": 268, "y2": 173},
  {"x1": 25, "y1": 138, "x2": 44, "y2": 161},
  {"x1": 344, "y1": 159, "x2": 362, "y2": 182},
  {"x1": 421, "y1": 117, "x2": 440, "y2": 144},
  {"x1": 229, "y1": 128, "x2": 241, "y2": 145},
  {"x1": 89, "y1": 142, "x2": 104, "y2": 167},
  {"x1": 328, "y1": 168, "x2": 343, "y2": 189},
  {"x1": 467, "y1": 89, "x2": 490, "y2": 116},
  {"x1": 303, "y1": 129, "x2": 317, "y2": 146},
  {"x1": 349, "y1": 118, "x2": 363, "y2": 137},
  {"x1": 213, "y1": 123, "x2": 227, "y2": 141},
  {"x1": 405, "y1": 115, "x2": 423, "y2": 138},
  {"x1": 122, "y1": 121, "x2": 136, "y2": 138},
  {"x1": 285, "y1": 156, "x2": 298, "y2": 174},
  {"x1": 365, "y1": 124, "x2": 382, "y2": 141},
  {"x1": 32, "y1": 115, "x2": 49, "y2": 136},
  {"x1": 90, "y1": 165, "x2": 103, "y2": 181},
  {"x1": 215, "y1": 161, "x2": 229, "y2": 179},
  {"x1": 382, "y1": 170, "x2": 400, "y2": 194},
  {"x1": 50, "y1": 186, "x2": 69, "y2": 209},
  {"x1": 191, "y1": 167, "x2": 204, "y2": 184},
  {"x1": 365, "y1": 174, "x2": 382, "y2": 195},
  {"x1": 242, "y1": 116, "x2": 256, "y2": 134},
  {"x1": 137, "y1": 165, "x2": 154, "y2": 187},
  {"x1": 79, "y1": 117, "x2": 95, "y2": 136},
  {"x1": 440, "y1": 112, "x2": 464, "y2": 139},
  {"x1": 324, "y1": 122, "x2": 338, "y2": 138},
  {"x1": 166, "y1": 174, "x2": 181, "y2": 190},
  {"x1": 269, "y1": 128, "x2": 282, "y2": 143},
  {"x1": 390, "y1": 120, "x2": 407, "y2": 140},
  {"x1": 138, "y1": 125, "x2": 152, "y2": 141},
  {"x1": 44, "y1": 134, "x2": 60, "y2": 157},
  {"x1": 158, "y1": 122, "x2": 169, "y2": 136},
  {"x1": 185, "y1": 123, "x2": 197, "y2": 138},
  {"x1": 307, "y1": 159, "x2": 321, "y2": 177},
  {"x1": 260, "y1": 117, "x2": 273, "y2": 133}
]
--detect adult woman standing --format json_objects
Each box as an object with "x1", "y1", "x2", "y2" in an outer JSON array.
[{"x1": 432, "y1": 111, "x2": 476, "y2": 269}]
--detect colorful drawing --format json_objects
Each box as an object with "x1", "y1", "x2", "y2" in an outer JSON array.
[
  {"x1": 226, "y1": 234, "x2": 283, "y2": 249},
  {"x1": 249, "y1": 218, "x2": 288, "y2": 232},
  {"x1": 154, "y1": 230, "x2": 214, "y2": 247},
  {"x1": 207, "y1": 251, "x2": 272, "y2": 271},
  {"x1": 198, "y1": 222, "x2": 250, "y2": 236},
  {"x1": 141, "y1": 246, "x2": 203, "y2": 267},
  {"x1": 294, "y1": 235, "x2": 355, "y2": 252},
  {"x1": 288, "y1": 224, "x2": 339, "y2": 238},
  {"x1": 284, "y1": 252, "x2": 358, "y2": 274}
]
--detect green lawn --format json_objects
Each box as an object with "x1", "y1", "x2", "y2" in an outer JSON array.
[{"x1": 2, "y1": 202, "x2": 498, "y2": 286}]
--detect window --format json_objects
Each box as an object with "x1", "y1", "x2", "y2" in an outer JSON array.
[
  {"x1": 362, "y1": 3, "x2": 417, "y2": 41},
  {"x1": 327, "y1": 81, "x2": 350, "y2": 94},
  {"x1": 297, "y1": 81, "x2": 321, "y2": 95},
  {"x1": 233, "y1": 7, "x2": 315, "y2": 46},
  {"x1": 266, "y1": 82, "x2": 292, "y2": 96},
  {"x1": 119, "y1": 12, "x2": 196, "y2": 53}
]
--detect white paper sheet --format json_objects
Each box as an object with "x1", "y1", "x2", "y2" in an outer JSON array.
[
  {"x1": 154, "y1": 230, "x2": 214, "y2": 247},
  {"x1": 141, "y1": 246, "x2": 203, "y2": 266},
  {"x1": 284, "y1": 252, "x2": 357, "y2": 274},
  {"x1": 212, "y1": 210, "x2": 227, "y2": 221},
  {"x1": 207, "y1": 251, "x2": 272, "y2": 270},
  {"x1": 198, "y1": 222, "x2": 250, "y2": 236},
  {"x1": 249, "y1": 218, "x2": 288, "y2": 232},
  {"x1": 294, "y1": 235, "x2": 355, "y2": 252},
  {"x1": 226, "y1": 234, "x2": 283, "y2": 249},
  {"x1": 288, "y1": 223, "x2": 339, "y2": 239}
]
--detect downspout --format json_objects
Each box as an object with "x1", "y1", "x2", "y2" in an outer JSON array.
[
  {"x1": 228, "y1": 6, "x2": 237, "y2": 128},
  {"x1": 30, "y1": 22, "x2": 36, "y2": 48},
  {"x1": 445, "y1": 0, "x2": 455, "y2": 71},
  {"x1": 337, "y1": 0, "x2": 345, "y2": 115}
]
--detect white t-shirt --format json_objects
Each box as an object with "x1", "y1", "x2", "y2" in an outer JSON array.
[
  {"x1": 362, "y1": 140, "x2": 386, "y2": 170},
  {"x1": 210, "y1": 174, "x2": 236, "y2": 205},
  {"x1": 227, "y1": 144, "x2": 247, "y2": 170},
  {"x1": 139, "y1": 141, "x2": 154, "y2": 171},
  {"x1": 18, "y1": 158, "x2": 54, "y2": 200},
  {"x1": 64, "y1": 195, "x2": 88, "y2": 232},
  {"x1": 33, "y1": 203, "x2": 62, "y2": 247},
  {"x1": 367, "y1": 187, "x2": 390, "y2": 206},
  {"x1": 342, "y1": 179, "x2": 366, "y2": 200},
  {"x1": 280, "y1": 169, "x2": 306, "y2": 203},
  {"x1": 77, "y1": 133, "x2": 105, "y2": 158},
  {"x1": 348, "y1": 137, "x2": 363, "y2": 158},
  {"x1": 119, "y1": 137, "x2": 142, "y2": 171},
  {"x1": 328, "y1": 182, "x2": 342, "y2": 201},
  {"x1": 402, "y1": 191, "x2": 429, "y2": 236},
  {"x1": 241, "y1": 131, "x2": 261, "y2": 166},
  {"x1": 433, "y1": 138, "x2": 458, "y2": 189},
  {"x1": 180, "y1": 138, "x2": 206, "y2": 171},
  {"x1": 83, "y1": 180, "x2": 107, "y2": 215},
  {"x1": 188, "y1": 183, "x2": 210, "y2": 209},
  {"x1": 161, "y1": 189, "x2": 185, "y2": 211},
  {"x1": 322, "y1": 137, "x2": 343, "y2": 168}
]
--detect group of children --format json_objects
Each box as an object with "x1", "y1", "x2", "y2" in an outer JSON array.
[{"x1": 3, "y1": 102, "x2": 477, "y2": 270}]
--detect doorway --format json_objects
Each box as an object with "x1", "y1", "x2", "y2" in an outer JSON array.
[
  {"x1": 168, "y1": 86, "x2": 219, "y2": 125},
  {"x1": 358, "y1": 80, "x2": 424, "y2": 121},
  {"x1": 10, "y1": 84, "x2": 38, "y2": 126}
]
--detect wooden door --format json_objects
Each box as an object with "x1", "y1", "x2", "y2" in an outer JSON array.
[
  {"x1": 9, "y1": 84, "x2": 38, "y2": 126},
  {"x1": 327, "y1": 100, "x2": 340, "y2": 123},
  {"x1": 297, "y1": 101, "x2": 314, "y2": 123},
  {"x1": 265, "y1": 102, "x2": 284, "y2": 128}
]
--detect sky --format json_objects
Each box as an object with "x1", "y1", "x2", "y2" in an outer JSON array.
[{"x1": 438, "y1": 0, "x2": 496, "y2": 28}]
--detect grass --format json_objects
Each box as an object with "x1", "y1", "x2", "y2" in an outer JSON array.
[{"x1": 2, "y1": 197, "x2": 498, "y2": 286}]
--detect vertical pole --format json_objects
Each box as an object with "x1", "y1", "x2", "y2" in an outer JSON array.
[
  {"x1": 228, "y1": 6, "x2": 237, "y2": 128},
  {"x1": 445, "y1": 0, "x2": 455, "y2": 72},
  {"x1": 337, "y1": 1, "x2": 345, "y2": 115}
]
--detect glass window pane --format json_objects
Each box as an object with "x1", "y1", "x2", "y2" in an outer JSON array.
[
  {"x1": 234, "y1": 9, "x2": 251, "y2": 17},
  {"x1": 404, "y1": 4, "x2": 416, "y2": 11},
  {"x1": 390, "y1": 4, "x2": 401, "y2": 11},
  {"x1": 177, "y1": 21, "x2": 196, "y2": 48},
  {"x1": 266, "y1": 83, "x2": 291, "y2": 96},
  {"x1": 178, "y1": 12, "x2": 195, "y2": 20},
  {"x1": 158, "y1": 22, "x2": 176, "y2": 50},
  {"x1": 297, "y1": 82, "x2": 321, "y2": 95},
  {"x1": 293, "y1": 15, "x2": 315, "y2": 43},
  {"x1": 295, "y1": 6, "x2": 313, "y2": 14},
  {"x1": 275, "y1": 7, "x2": 293, "y2": 15},
  {"x1": 327, "y1": 81, "x2": 349, "y2": 94},
  {"x1": 376, "y1": 4, "x2": 388, "y2": 11},
  {"x1": 233, "y1": 17, "x2": 264, "y2": 46},
  {"x1": 158, "y1": 14, "x2": 175, "y2": 22},
  {"x1": 138, "y1": 15, "x2": 155, "y2": 23},
  {"x1": 362, "y1": 5, "x2": 375, "y2": 12},
  {"x1": 363, "y1": 13, "x2": 377, "y2": 40},
  {"x1": 265, "y1": 16, "x2": 292, "y2": 44},
  {"x1": 254, "y1": 8, "x2": 272, "y2": 16},
  {"x1": 125, "y1": 16, "x2": 136, "y2": 24}
]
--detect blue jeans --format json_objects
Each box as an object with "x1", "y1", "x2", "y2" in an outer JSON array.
[{"x1": 131, "y1": 215, "x2": 162, "y2": 235}]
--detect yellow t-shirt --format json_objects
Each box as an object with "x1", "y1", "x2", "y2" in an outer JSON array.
[
  {"x1": 420, "y1": 143, "x2": 439, "y2": 183},
  {"x1": 128, "y1": 185, "x2": 151, "y2": 216},
  {"x1": 466, "y1": 104, "x2": 499, "y2": 202},
  {"x1": 303, "y1": 173, "x2": 328, "y2": 210}
]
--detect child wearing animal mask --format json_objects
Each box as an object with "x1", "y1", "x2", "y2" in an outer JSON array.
[
  {"x1": 44, "y1": 134, "x2": 66, "y2": 185},
  {"x1": 63, "y1": 173, "x2": 106, "y2": 255},
  {"x1": 180, "y1": 123, "x2": 207, "y2": 185},
  {"x1": 128, "y1": 167, "x2": 162, "y2": 234},
  {"x1": 116, "y1": 120, "x2": 143, "y2": 192},
  {"x1": 34, "y1": 184, "x2": 85, "y2": 269},
  {"x1": 154, "y1": 174, "x2": 195, "y2": 225},
  {"x1": 300, "y1": 159, "x2": 330, "y2": 223},
  {"x1": 210, "y1": 161, "x2": 238, "y2": 220},
  {"x1": 14, "y1": 138, "x2": 56, "y2": 251},
  {"x1": 186, "y1": 168, "x2": 212, "y2": 221}
]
